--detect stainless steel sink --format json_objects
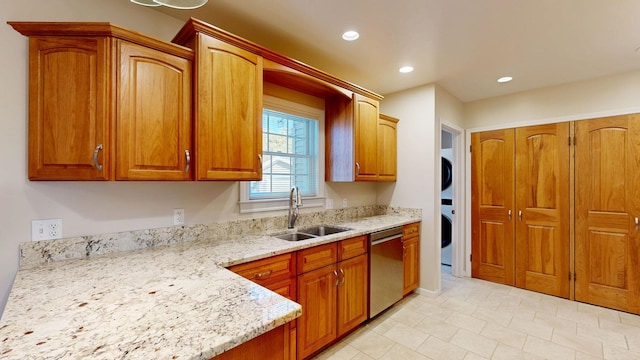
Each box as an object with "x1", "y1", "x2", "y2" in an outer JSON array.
[
  {"x1": 298, "y1": 225, "x2": 352, "y2": 236},
  {"x1": 274, "y1": 225, "x2": 352, "y2": 241},
  {"x1": 275, "y1": 232, "x2": 317, "y2": 241}
]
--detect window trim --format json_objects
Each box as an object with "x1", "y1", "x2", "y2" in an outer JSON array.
[{"x1": 239, "y1": 95, "x2": 325, "y2": 214}]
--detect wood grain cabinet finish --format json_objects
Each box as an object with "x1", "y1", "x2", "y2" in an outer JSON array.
[
  {"x1": 402, "y1": 222, "x2": 420, "y2": 295},
  {"x1": 377, "y1": 114, "x2": 399, "y2": 182},
  {"x1": 296, "y1": 237, "x2": 368, "y2": 359},
  {"x1": 116, "y1": 40, "x2": 192, "y2": 180},
  {"x1": 191, "y1": 33, "x2": 263, "y2": 181},
  {"x1": 472, "y1": 123, "x2": 571, "y2": 299},
  {"x1": 10, "y1": 22, "x2": 194, "y2": 181},
  {"x1": 211, "y1": 323, "x2": 291, "y2": 360},
  {"x1": 575, "y1": 114, "x2": 640, "y2": 314},
  {"x1": 353, "y1": 94, "x2": 379, "y2": 181},
  {"x1": 326, "y1": 95, "x2": 398, "y2": 182},
  {"x1": 22, "y1": 35, "x2": 112, "y2": 180}
]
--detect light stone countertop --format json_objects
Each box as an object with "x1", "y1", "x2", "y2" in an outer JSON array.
[{"x1": 0, "y1": 214, "x2": 420, "y2": 359}]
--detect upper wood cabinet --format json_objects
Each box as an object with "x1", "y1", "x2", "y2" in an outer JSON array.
[
  {"x1": 354, "y1": 95, "x2": 379, "y2": 181},
  {"x1": 378, "y1": 114, "x2": 399, "y2": 182},
  {"x1": 10, "y1": 22, "x2": 194, "y2": 181},
  {"x1": 184, "y1": 31, "x2": 263, "y2": 181},
  {"x1": 117, "y1": 40, "x2": 192, "y2": 180},
  {"x1": 325, "y1": 95, "x2": 397, "y2": 182},
  {"x1": 21, "y1": 35, "x2": 112, "y2": 180}
]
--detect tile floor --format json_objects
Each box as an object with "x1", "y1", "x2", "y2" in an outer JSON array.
[{"x1": 313, "y1": 266, "x2": 640, "y2": 360}]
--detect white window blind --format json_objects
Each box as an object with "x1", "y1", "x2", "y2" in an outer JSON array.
[{"x1": 250, "y1": 109, "x2": 318, "y2": 199}]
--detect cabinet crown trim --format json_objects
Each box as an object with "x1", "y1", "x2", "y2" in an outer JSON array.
[
  {"x1": 172, "y1": 17, "x2": 382, "y2": 101},
  {"x1": 8, "y1": 21, "x2": 194, "y2": 60}
]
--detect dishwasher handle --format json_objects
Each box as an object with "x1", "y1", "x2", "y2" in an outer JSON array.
[{"x1": 371, "y1": 234, "x2": 403, "y2": 246}]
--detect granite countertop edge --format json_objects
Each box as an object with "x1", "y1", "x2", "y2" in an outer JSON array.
[{"x1": 0, "y1": 214, "x2": 421, "y2": 359}]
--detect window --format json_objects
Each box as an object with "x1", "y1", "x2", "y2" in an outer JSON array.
[{"x1": 239, "y1": 95, "x2": 324, "y2": 213}]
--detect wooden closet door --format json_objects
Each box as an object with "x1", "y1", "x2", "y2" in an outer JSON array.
[
  {"x1": 575, "y1": 114, "x2": 640, "y2": 313},
  {"x1": 515, "y1": 123, "x2": 570, "y2": 298},
  {"x1": 471, "y1": 130, "x2": 515, "y2": 285}
]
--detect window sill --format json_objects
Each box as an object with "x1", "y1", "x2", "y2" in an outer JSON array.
[{"x1": 239, "y1": 197, "x2": 326, "y2": 214}]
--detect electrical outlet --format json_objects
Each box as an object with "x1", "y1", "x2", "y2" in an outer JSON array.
[
  {"x1": 174, "y1": 208, "x2": 185, "y2": 225},
  {"x1": 342, "y1": 198, "x2": 348, "y2": 208},
  {"x1": 31, "y1": 219, "x2": 62, "y2": 241},
  {"x1": 325, "y1": 198, "x2": 333, "y2": 209}
]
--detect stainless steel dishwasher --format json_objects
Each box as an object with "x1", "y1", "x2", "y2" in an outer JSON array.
[{"x1": 369, "y1": 226, "x2": 404, "y2": 318}]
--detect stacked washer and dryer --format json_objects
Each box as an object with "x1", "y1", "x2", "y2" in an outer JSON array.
[{"x1": 441, "y1": 145, "x2": 454, "y2": 267}]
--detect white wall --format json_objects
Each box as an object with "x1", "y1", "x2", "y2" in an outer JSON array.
[
  {"x1": 0, "y1": 0, "x2": 379, "y2": 316},
  {"x1": 464, "y1": 70, "x2": 640, "y2": 129},
  {"x1": 379, "y1": 84, "x2": 438, "y2": 293}
]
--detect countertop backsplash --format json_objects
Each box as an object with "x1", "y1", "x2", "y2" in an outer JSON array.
[{"x1": 20, "y1": 205, "x2": 421, "y2": 268}]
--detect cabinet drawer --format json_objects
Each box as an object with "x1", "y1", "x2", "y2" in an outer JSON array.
[
  {"x1": 297, "y1": 243, "x2": 337, "y2": 274},
  {"x1": 229, "y1": 253, "x2": 295, "y2": 286},
  {"x1": 265, "y1": 277, "x2": 296, "y2": 301},
  {"x1": 339, "y1": 235, "x2": 367, "y2": 261},
  {"x1": 403, "y1": 222, "x2": 420, "y2": 239}
]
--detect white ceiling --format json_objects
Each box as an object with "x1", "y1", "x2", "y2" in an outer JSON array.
[{"x1": 156, "y1": 0, "x2": 640, "y2": 102}]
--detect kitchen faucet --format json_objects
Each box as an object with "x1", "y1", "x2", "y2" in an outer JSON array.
[{"x1": 288, "y1": 186, "x2": 302, "y2": 229}]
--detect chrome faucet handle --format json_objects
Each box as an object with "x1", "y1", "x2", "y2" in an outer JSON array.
[{"x1": 296, "y1": 186, "x2": 302, "y2": 207}]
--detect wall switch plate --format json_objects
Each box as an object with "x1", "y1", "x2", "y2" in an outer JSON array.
[
  {"x1": 174, "y1": 208, "x2": 185, "y2": 225},
  {"x1": 325, "y1": 199, "x2": 333, "y2": 209},
  {"x1": 342, "y1": 198, "x2": 348, "y2": 207},
  {"x1": 31, "y1": 219, "x2": 62, "y2": 241}
]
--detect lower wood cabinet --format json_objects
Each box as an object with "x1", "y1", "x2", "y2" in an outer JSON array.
[
  {"x1": 296, "y1": 236, "x2": 368, "y2": 359},
  {"x1": 228, "y1": 253, "x2": 296, "y2": 358},
  {"x1": 211, "y1": 323, "x2": 291, "y2": 360},
  {"x1": 402, "y1": 222, "x2": 420, "y2": 295}
]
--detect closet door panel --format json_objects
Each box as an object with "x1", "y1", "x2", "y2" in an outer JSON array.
[
  {"x1": 515, "y1": 123, "x2": 570, "y2": 298},
  {"x1": 471, "y1": 130, "x2": 515, "y2": 285},
  {"x1": 575, "y1": 114, "x2": 640, "y2": 314}
]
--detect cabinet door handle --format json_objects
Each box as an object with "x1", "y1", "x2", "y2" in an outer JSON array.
[
  {"x1": 355, "y1": 162, "x2": 360, "y2": 175},
  {"x1": 635, "y1": 217, "x2": 639, "y2": 232},
  {"x1": 508, "y1": 210, "x2": 512, "y2": 221},
  {"x1": 258, "y1": 154, "x2": 263, "y2": 172},
  {"x1": 518, "y1": 210, "x2": 522, "y2": 221},
  {"x1": 339, "y1": 268, "x2": 345, "y2": 285},
  {"x1": 333, "y1": 270, "x2": 339, "y2": 287},
  {"x1": 253, "y1": 269, "x2": 273, "y2": 279},
  {"x1": 93, "y1": 144, "x2": 103, "y2": 171},
  {"x1": 184, "y1": 150, "x2": 191, "y2": 173}
]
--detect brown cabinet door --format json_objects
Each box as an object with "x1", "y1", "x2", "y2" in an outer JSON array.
[
  {"x1": 195, "y1": 33, "x2": 263, "y2": 180},
  {"x1": 377, "y1": 114, "x2": 398, "y2": 182},
  {"x1": 354, "y1": 94, "x2": 379, "y2": 181},
  {"x1": 575, "y1": 114, "x2": 640, "y2": 314},
  {"x1": 403, "y1": 236, "x2": 420, "y2": 295},
  {"x1": 296, "y1": 265, "x2": 337, "y2": 359},
  {"x1": 514, "y1": 123, "x2": 570, "y2": 298},
  {"x1": 471, "y1": 129, "x2": 515, "y2": 285},
  {"x1": 116, "y1": 41, "x2": 192, "y2": 180},
  {"x1": 28, "y1": 37, "x2": 111, "y2": 180},
  {"x1": 337, "y1": 254, "x2": 368, "y2": 337}
]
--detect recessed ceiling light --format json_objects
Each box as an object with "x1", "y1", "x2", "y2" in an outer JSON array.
[
  {"x1": 342, "y1": 31, "x2": 359, "y2": 41},
  {"x1": 399, "y1": 66, "x2": 414, "y2": 73},
  {"x1": 497, "y1": 76, "x2": 513, "y2": 83}
]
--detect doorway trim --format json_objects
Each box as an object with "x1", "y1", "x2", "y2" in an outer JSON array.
[{"x1": 440, "y1": 121, "x2": 465, "y2": 277}]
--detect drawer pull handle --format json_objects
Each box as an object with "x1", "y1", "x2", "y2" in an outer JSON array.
[
  {"x1": 93, "y1": 144, "x2": 103, "y2": 171},
  {"x1": 635, "y1": 217, "x2": 639, "y2": 232},
  {"x1": 339, "y1": 268, "x2": 345, "y2": 285},
  {"x1": 508, "y1": 210, "x2": 512, "y2": 221},
  {"x1": 184, "y1": 150, "x2": 191, "y2": 173},
  {"x1": 355, "y1": 162, "x2": 360, "y2": 175},
  {"x1": 253, "y1": 269, "x2": 273, "y2": 279},
  {"x1": 333, "y1": 270, "x2": 339, "y2": 287},
  {"x1": 258, "y1": 154, "x2": 263, "y2": 172}
]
